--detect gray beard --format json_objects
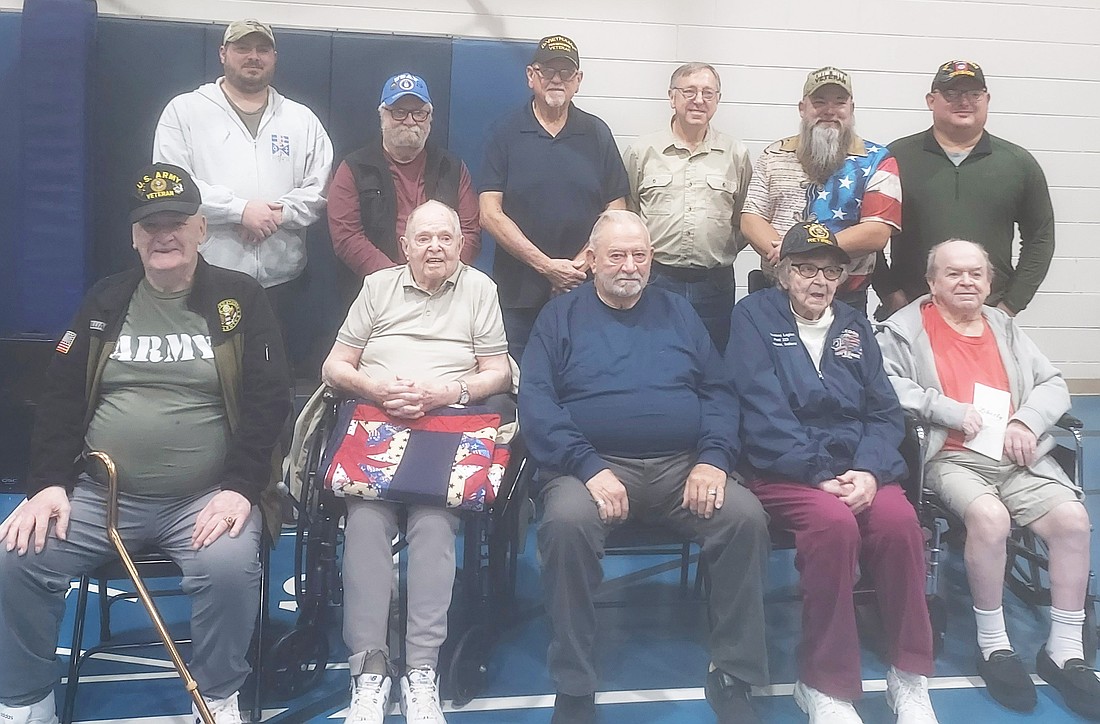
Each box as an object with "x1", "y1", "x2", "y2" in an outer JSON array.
[{"x1": 797, "y1": 121, "x2": 853, "y2": 184}]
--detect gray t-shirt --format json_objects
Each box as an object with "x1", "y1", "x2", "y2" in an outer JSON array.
[{"x1": 85, "y1": 280, "x2": 229, "y2": 496}]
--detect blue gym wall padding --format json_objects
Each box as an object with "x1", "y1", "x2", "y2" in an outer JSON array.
[
  {"x1": 15, "y1": 0, "x2": 95, "y2": 337},
  {"x1": 0, "y1": 11, "x2": 23, "y2": 336}
]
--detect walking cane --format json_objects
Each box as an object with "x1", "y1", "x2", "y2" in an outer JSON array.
[{"x1": 87, "y1": 451, "x2": 215, "y2": 724}]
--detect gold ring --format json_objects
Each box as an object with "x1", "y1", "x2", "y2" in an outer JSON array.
[
  {"x1": 707, "y1": 490, "x2": 718, "y2": 496},
  {"x1": 224, "y1": 516, "x2": 236, "y2": 527}
]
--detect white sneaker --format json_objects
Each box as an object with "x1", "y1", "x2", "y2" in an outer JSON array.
[
  {"x1": 401, "y1": 666, "x2": 447, "y2": 723},
  {"x1": 886, "y1": 667, "x2": 938, "y2": 724},
  {"x1": 192, "y1": 690, "x2": 243, "y2": 724},
  {"x1": 0, "y1": 695, "x2": 58, "y2": 724},
  {"x1": 346, "y1": 674, "x2": 392, "y2": 724},
  {"x1": 793, "y1": 681, "x2": 863, "y2": 723}
]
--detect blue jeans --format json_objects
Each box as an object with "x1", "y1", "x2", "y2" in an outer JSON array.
[{"x1": 648, "y1": 265, "x2": 735, "y2": 352}]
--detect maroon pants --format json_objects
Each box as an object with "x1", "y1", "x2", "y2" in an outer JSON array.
[{"x1": 749, "y1": 481, "x2": 933, "y2": 699}]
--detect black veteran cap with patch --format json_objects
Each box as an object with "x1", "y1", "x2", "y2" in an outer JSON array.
[
  {"x1": 532, "y1": 34, "x2": 580, "y2": 68},
  {"x1": 129, "y1": 163, "x2": 202, "y2": 223},
  {"x1": 931, "y1": 60, "x2": 985, "y2": 91},
  {"x1": 780, "y1": 221, "x2": 851, "y2": 263}
]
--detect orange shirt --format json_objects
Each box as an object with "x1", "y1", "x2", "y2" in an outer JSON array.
[{"x1": 922, "y1": 303, "x2": 1011, "y2": 451}]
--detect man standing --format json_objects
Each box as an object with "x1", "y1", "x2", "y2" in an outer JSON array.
[
  {"x1": 623, "y1": 63, "x2": 751, "y2": 351},
  {"x1": 479, "y1": 34, "x2": 629, "y2": 362},
  {"x1": 153, "y1": 18, "x2": 333, "y2": 350},
  {"x1": 877, "y1": 239, "x2": 1098, "y2": 719},
  {"x1": 327, "y1": 73, "x2": 480, "y2": 307},
  {"x1": 874, "y1": 61, "x2": 1055, "y2": 318},
  {"x1": 741, "y1": 66, "x2": 901, "y2": 313},
  {"x1": 520, "y1": 210, "x2": 769, "y2": 724}
]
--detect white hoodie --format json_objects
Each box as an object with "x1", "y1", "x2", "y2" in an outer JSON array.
[{"x1": 153, "y1": 79, "x2": 333, "y2": 287}]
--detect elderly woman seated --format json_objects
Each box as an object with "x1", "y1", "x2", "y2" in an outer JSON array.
[
  {"x1": 320, "y1": 200, "x2": 511, "y2": 724},
  {"x1": 728, "y1": 222, "x2": 939, "y2": 724}
]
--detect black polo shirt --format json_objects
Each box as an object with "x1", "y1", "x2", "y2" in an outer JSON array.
[{"x1": 480, "y1": 100, "x2": 629, "y2": 309}]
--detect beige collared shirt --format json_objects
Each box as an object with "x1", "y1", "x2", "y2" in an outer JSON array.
[
  {"x1": 623, "y1": 123, "x2": 752, "y2": 269},
  {"x1": 336, "y1": 263, "x2": 508, "y2": 382}
]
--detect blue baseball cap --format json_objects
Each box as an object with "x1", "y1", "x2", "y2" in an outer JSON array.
[{"x1": 380, "y1": 73, "x2": 432, "y2": 106}]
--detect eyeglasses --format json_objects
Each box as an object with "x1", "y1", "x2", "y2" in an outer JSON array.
[
  {"x1": 388, "y1": 107, "x2": 431, "y2": 122},
  {"x1": 532, "y1": 65, "x2": 578, "y2": 82},
  {"x1": 937, "y1": 88, "x2": 986, "y2": 104},
  {"x1": 792, "y1": 263, "x2": 844, "y2": 281},
  {"x1": 672, "y1": 87, "x2": 719, "y2": 102}
]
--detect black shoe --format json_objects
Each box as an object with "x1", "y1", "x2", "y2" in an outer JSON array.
[
  {"x1": 704, "y1": 669, "x2": 761, "y2": 724},
  {"x1": 977, "y1": 649, "x2": 1036, "y2": 712},
  {"x1": 1037, "y1": 648, "x2": 1100, "y2": 720},
  {"x1": 551, "y1": 692, "x2": 596, "y2": 724}
]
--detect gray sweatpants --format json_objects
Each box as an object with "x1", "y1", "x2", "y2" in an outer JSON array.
[
  {"x1": 342, "y1": 498, "x2": 460, "y2": 675},
  {"x1": 538, "y1": 451, "x2": 771, "y2": 695},
  {"x1": 0, "y1": 477, "x2": 262, "y2": 706}
]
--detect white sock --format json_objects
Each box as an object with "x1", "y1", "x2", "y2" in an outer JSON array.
[
  {"x1": 974, "y1": 606, "x2": 1012, "y2": 660},
  {"x1": 1047, "y1": 606, "x2": 1086, "y2": 667}
]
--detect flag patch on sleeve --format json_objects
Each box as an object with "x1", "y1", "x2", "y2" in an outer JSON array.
[{"x1": 56, "y1": 330, "x2": 77, "y2": 354}]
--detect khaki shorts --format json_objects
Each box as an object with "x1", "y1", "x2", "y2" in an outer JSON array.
[{"x1": 927, "y1": 449, "x2": 1082, "y2": 526}]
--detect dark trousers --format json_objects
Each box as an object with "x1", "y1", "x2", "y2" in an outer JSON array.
[
  {"x1": 502, "y1": 306, "x2": 541, "y2": 366},
  {"x1": 538, "y1": 451, "x2": 770, "y2": 695},
  {"x1": 649, "y1": 264, "x2": 735, "y2": 352},
  {"x1": 748, "y1": 480, "x2": 933, "y2": 699}
]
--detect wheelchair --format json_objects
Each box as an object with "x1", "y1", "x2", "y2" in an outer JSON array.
[
  {"x1": 909, "y1": 413, "x2": 1097, "y2": 663},
  {"x1": 266, "y1": 389, "x2": 529, "y2": 708}
]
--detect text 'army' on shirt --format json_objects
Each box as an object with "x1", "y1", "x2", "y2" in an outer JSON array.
[{"x1": 109, "y1": 334, "x2": 214, "y2": 363}]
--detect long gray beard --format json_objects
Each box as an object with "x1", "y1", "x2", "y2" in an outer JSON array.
[{"x1": 797, "y1": 121, "x2": 853, "y2": 184}]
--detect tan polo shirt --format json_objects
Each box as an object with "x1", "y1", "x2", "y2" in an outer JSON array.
[
  {"x1": 337, "y1": 264, "x2": 508, "y2": 381},
  {"x1": 623, "y1": 124, "x2": 752, "y2": 269}
]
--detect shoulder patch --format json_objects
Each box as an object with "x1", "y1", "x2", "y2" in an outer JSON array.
[
  {"x1": 217, "y1": 298, "x2": 242, "y2": 332},
  {"x1": 89, "y1": 320, "x2": 106, "y2": 331},
  {"x1": 56, "y1": 330, "x2": 77, "y2": 355}
]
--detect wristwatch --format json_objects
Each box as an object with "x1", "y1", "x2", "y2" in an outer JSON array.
[{"x1": 457, "y1": 379, "x2": 470, "y2": 405}]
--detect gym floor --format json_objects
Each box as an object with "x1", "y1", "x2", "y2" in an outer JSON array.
[{"x1": 3, "y1": 396, "x2": 1098, "y2": 723}]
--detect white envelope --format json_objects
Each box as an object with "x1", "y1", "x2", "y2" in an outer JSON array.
[{"x1": 964, "y1": 383, "x2": 1011, "y2": 461}]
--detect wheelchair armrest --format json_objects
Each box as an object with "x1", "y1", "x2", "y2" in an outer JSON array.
[{"x1": 1057, "y1": 413, "x2": 1083, "y2": 432}]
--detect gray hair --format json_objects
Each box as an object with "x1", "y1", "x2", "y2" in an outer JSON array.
[
  {"x1": 925, "y1": 238, "x2": 993, "y2": 281},
  {"x1": 670, "y1": 63, "x2": 722, "y2": 92},
  {"x1": 405, "y1": 199, "x2": 460, "y2": 236},
  {"x1": 775, "y1": 255, "x2": 850, "y2": 290},
  {"x1": 587, "y1": 209, "x2": 651, "y2": 251},
  {"x1": 377, "y1": 101, "x2": 434, "y2": 116}
]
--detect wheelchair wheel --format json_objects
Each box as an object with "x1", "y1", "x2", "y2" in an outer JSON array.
[
  {"x1": 1085, "y1": 604, "x2": 1098, "y2": 667},
  {"x1": 927, "y1": 594, "x2": 947, "y2": 658},
  {"x1": 447, "y1": 624, "x2": 492, "y2": 708},
  {"x1": 265, "y1": 626, "x2": 330, "y2": 700}
]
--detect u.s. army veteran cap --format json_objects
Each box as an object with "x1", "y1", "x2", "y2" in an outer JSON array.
[{"x1": 129, "y1": 163, "x2": 202, "y2": 223}]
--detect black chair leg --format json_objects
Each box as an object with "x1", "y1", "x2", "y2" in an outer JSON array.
[{"x1": 62, "y1": 575, "x2": 91, "y2": 724}]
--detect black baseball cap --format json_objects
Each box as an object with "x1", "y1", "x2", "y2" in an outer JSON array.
[
  {"x1": 532, "y1": 35, "x2": 580, "y2": 69},
  {"x1": 780, "y1": 221, "x2": 850, "y2": 263},
  {"x1": 931, "y1": 60, "x2": 986, "y2": 91},
  {"x1": 129, "y1": 163, "x2": 202, "y2": 223}
]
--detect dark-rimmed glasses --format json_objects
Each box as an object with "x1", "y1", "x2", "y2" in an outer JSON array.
[
  {"x1": 388, "y1": 107, "x2": 430, "y2": 122},
  {"x1": 792, "y1": 263, "x2": 844, "y2": 281},
  {"x1": 672, "y1": 87, "x2": 719, "y2": 102},
  {"x1": 531, "y1": 65, "x2": 578, "y2": 82},
  {"x1": 937, "y1": 88, "x2": 986, "y2": 104}
]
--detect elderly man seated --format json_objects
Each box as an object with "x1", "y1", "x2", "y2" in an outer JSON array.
[
  {"x1": 877, "y1": 238, "x2": 1100, "y2": 719},
  {"x1": 321, "y1": 200, "x2": 511, "y2": 724},
  {"x1": 0, "y1": 163, "x2": 291, "y2": 724},
  {"x1": 730, "y1": 222, "x2": 937, "y2": 724},
  {"x1": 520, "y1": 209, "x2": 769, "y2": 724}
]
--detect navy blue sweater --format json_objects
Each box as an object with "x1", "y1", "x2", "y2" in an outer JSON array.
[{"x1": 519, "y1": 283, "x2": 738, "y2": 483}]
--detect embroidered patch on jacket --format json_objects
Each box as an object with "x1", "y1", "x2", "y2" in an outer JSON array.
[
  {"x1": 831, "y1": 328, "x2": 863, "y2": 360},
  {"x1": 56, "y1": 330, "x2": 77, "y2": 354},
  {"x1": 771, "y1": 332, "x2": 798, "y2": 348},
  {"x1": 271, "y1": 134, "x2": 291, "y2": 158},
  {"x1": 217, "y1": 298, "x2": 242, "y2": 332},
  {"x1": 89, "y1": 320, "x2": 106, "y2": 331}
]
